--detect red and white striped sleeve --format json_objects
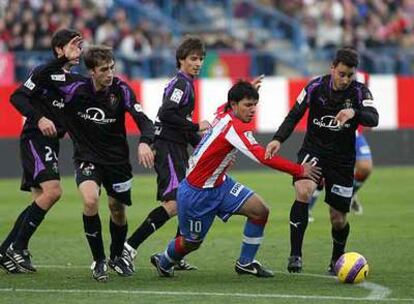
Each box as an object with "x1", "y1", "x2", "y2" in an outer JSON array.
[{"x1": 224, "y1": 120, "x2": 304, "y2": 177}]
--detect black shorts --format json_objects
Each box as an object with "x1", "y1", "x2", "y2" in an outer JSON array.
[
  {"x1": 154, "y1": 140, "x2": 189, "y2": 202},
  {"x1": 294, "y1": 149, "x2": 354, "y2": 213},
  {"x1": 20, "y1": 135, "x2": 60, "y2": 192},
  {"x1": 75, "y1": 161, "x2": 133, "y2": 205}
]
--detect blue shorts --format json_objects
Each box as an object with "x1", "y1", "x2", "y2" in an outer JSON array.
[
  {"x1": 355, "y1": 134, "x2": 372, "y2": 161},
  {"x1": 177, "y1": 176, "x2": 254, "y2": 242}
]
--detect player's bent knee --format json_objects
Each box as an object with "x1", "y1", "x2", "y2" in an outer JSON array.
[
  {"x1": 82, "y1": 196, "x2": 99, "y2": 214},
  {"x1": 109, "y1": 202, "x2": 126, "y2": 224},
  {"x1": 163, "y1": 200, "x2": 177, "y2": 217},
  {"x1": 295, "y1": 187, "x2": 313, "y2": 202},
  {"x1": 40, "y1": 182, "x2": 63, "y2": 203},
  {"x1": 330, "y1": 210, "x2": 347, "y2": 229},
  {"x1": 249, "y1": 204, "x2": 269, "y2": 223},
  {"x1": 355, "y1": 160, "x2": 373, "y2": 177}
]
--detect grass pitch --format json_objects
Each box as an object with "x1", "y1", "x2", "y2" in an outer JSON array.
[{"x1": 0, "y1": 167, "x2": 413, "y2": 303}]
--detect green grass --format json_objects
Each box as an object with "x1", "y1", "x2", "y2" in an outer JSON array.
[{"x1": 0, "y1": 167, "x2": 413, "y2": 303}]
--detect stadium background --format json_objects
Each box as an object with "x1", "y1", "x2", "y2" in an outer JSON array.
[{"x1": 0, "y1": 0, "x2": 413, "y2": 177}]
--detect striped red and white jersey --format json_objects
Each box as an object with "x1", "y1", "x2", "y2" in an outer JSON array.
[{"x1": 186, "y1": 111, "x2": 304, "y2": 189}]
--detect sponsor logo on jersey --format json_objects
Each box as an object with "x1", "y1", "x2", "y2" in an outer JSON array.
[
  {"x1": 170, "y1": 88, "x2": 184, "y2": 103},
  {"x1": 77, "y1": 107, "x2": 116, "y2": 124},
  {"x1": 331, "y1": 184, "x2": 353, "y2": 198},
  {"x1": 230, "y1": 182, "x2": 244, "y2": 197},
  {"x1": 52, "y1": 99, "x2": 65, "y2": 109},
  {"x1": 24, "y1": 76, "x2": 36, "y2": 90},
  {"x1": 51, "y1": 74, "x2": 66, "y2": 81},
  {"x1": 244, "y1": 131, "x2": 258, "y2": 145},
  {"x1": 313, "y1": 115, "x2": 350, "y2": 131}
]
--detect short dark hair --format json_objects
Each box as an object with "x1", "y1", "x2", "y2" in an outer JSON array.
[
  {"x1": 176, "y1": 37, "x2": 205, "y2": 68},
  {"x1": 332, "y1": 47, "x2": 359, "y2": 68},
  {"x1": 224, "y1": 81, "x2": 259, "y2": 112},
  {"x1": 83, "y1": 45, "x2": 114, "y2": 70},
  {"x1": 51, "y1": 29, "x2": 81, "y2": 58}
]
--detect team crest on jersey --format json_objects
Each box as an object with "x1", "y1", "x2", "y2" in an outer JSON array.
[
  {"x1": 170, "y1": 88, "x2": 184, "y2": 103},
  {"x1": 343, "y1": 99, "x2": 353, "y2": 109},
  {"x1": 109, "y1": 93, "x2": 119, "y2": 108}
]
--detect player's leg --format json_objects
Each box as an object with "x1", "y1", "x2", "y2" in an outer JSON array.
[
  {"x1": 5, "y1": 137, "x2": 62, "y2": 273},
  {"x1": 352, "y1": 134, "x2": 373, "y2": 214},
  {"x1": 151, "y1": 179, "x2": 214, "y2": 277},
  {"x1": 102, "y1": 164, "x2": 133, "y2": 276},
  {"x1": 106, "y1": 196, "x2": 132, "y2": 276},
  {"x1": 76, "y1": 161, "x2": 107, "y2": 282},
  {"x1": 324, "y1": 165, "x2": 353, "y2": 275},
  {"x1": 307, "y1": 182, "x2": 324, "y2": 222},
  {"x1": 287, "y1": 151, "x2": 320, "y2": 273},
  {"x1": 125, "y1": 140, "x2": 179, "y2": 252},
  {"x1": 287, "y1": 179, "x2": 318, "y2": 273},
  {"x1": 327, "y1": 207, "x2": 349, "y2": 275},
  {"x1": 124, "y1": 140, "x2": 197, "y2": 269},
  {"x1": 0, "y1": 205, "x2": 30, "y2": 273},
  {"x1": 233, "y1": 191, "x2": 273, "y2": 278}
]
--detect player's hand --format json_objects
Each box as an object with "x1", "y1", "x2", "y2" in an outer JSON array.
[
  {"x1": 63, "y1": 36, "x2": 83, "y2": 61},
  {"x1": 198, "y1": 120, "x2": 211, "y2": 132},
  {"x1": 37, "y1": 117, "x2": 57, "y2": 137},
  {"x1": 335, "y1": 109, "x2": 355, "y2": 127},
  {"x1": 251, "y1": 74, "x2": 265, "y2": 91},
  {"x1": 265, "y1": 140, "x2": 281, "y2": 159},
  {"x1": 301, "y1": 162, "x2": 322, "y2": 183},
  {"x1": 138, "y1": 143, "x2": 154, "y2": 169}
]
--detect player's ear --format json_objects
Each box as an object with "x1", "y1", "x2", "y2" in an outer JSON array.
[
  {"x1": 55, "y1": 46, "x2": 64, "y2": 58},
  {"x1": 229, "y1": 100, "x2": 237, "y2": 109}
]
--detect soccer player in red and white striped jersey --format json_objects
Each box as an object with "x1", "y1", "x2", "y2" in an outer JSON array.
[{"x1": 150, "y1": 81, "x2": 321, "y2": 278}]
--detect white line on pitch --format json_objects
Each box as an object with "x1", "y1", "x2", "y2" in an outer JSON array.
[
  {"x1": 0, "y1": 288, "x2": 410, "y2": 302},
  {"x1": 36, "y1": 265, "x2": 392, "y2": 300}
]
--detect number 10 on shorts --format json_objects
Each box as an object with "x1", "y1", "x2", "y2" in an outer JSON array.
[{"x1": 189, "y1": 219, "x2": 202, "y2": 233}]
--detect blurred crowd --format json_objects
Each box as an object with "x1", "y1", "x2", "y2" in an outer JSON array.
[
  {"x1": 0, "y1": 0, "x2": 413, "y2": 77},
  {"x1": 0, "y1": 0, "x2": 255, "y2": 54},
  {"x1": 0, "y1": 0, "x2": 174, "y2": 57},
  {"x1": 267, "y1": 0, "x2": 414, "y2": 50}
]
